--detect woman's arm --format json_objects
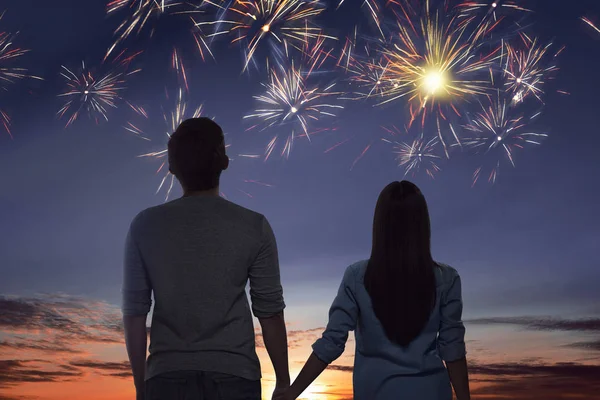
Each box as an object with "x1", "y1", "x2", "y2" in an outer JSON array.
[
  {"x1": 281, "y1": 265, "x2": 359, "y2": 399},
  {"x1": 446, "y1": 356, "x2": 470, "y2": 400},
  {"x1": 438, "y1": 270, "x2": 470, "y2": 400},
  {"x1": 285, "y1": 352, "x2": 328, "y2": 399}
]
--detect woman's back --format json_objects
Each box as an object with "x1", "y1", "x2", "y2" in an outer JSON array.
[
  {"x1": 312, "y1": 260, "x2": 466, "y2": 399},
  {"x1": 284, "y1": 182, "x2": 469, "y2": 400}
]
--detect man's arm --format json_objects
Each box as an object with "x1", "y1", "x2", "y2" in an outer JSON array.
[
  {"x1": 124, "y1": 315, "x2": 148, "y2": 394},
  {"x1": 122, "y1": 218, "x2": 153, "y2": 397},
  {"x1": 258, "y1": 311, "x2": 290, "y2": 387},
  {"x1": 249, "y1": 217, "x2": 289, "y2": 389}
]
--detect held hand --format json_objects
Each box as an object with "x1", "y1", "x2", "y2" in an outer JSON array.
[{"x1": 272, "y1": 384, "x2": 292, "y2": 400}]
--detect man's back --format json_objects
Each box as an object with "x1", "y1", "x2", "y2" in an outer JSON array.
[{"x1": 122, "y1": 195, "x2": 285, "y2": 382}]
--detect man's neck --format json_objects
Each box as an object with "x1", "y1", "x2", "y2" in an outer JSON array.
[{"x1": 182, "y1": 187, "x2": 220, "y2": 198}]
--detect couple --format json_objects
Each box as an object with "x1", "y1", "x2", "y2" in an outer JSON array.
[{"x1": 122, "y1": 118, "x2": 470, "y2": 400}]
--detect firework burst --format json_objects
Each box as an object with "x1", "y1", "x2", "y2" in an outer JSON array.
[
  {"x1": 57, "y1": 51, "x2": 142, "y2": 128},
  {"x1": 135, "y1": 87, "x2": 205, "y2": 199},
  {"x1": 244, "y1": 63, "x2": 344, "y2": 160},
  {"x1": 198, "y1": 0, "x2": 333, "y2": 72},
  {"x1": 503, "y1": 34, "x2": 560, "y2": 104},
  {"x1": 106, "y1": 0, "x2": 176, "y2": 60},
  {"x1": 463, "y1": 92, "x2": 547, "y2": 185},
  {"x1": 382, "y1": 126, "x2": 442, "y2": 178},
  {"x1": 377, "y1": 0, "x2": 499, "y2": 122},
  {"x1": 133, "y1": 88, "x2": 271, "y2": 200},
  {"x1": 0, "y1": 11, "x2": 43, "y2": 136}
]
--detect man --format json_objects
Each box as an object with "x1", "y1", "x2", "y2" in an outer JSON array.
[{"x1": 122, "y1": 118, "x2": 290, "y2": 400}]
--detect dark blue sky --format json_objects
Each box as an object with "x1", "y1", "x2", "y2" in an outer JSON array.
[{"x1": 0, "y1": 0, "x2": 599, "y2": 321}]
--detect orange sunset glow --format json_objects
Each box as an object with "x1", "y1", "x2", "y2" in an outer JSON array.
[{"x1": 1, "y1": 295, "x2": 599, "y2": 400}]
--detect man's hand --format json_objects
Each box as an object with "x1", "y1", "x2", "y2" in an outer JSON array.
[{"x1": 272, "y1": 383, "x2": 291, "y2": 400}]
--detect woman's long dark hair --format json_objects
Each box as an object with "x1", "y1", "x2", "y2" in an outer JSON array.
[{"x1": 364, "y1": 180, "x2": 437, "y2": 347}]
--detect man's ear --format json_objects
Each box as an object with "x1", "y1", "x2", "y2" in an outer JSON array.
[{"x1": 222, "y1": 155, "x2": 230, "y2": 171}]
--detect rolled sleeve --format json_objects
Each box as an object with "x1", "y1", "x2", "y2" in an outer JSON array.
[
  {"x1": 249, "y1": 217, "x2": 285, "y2": 319},
  {"x1": 312, "y1": 265, "x2": 359, "y2": 364},
  {"x1": 438, "y1": 270, "x2": 466, "y2": 362},
  {"x1": 121, "y1": 219, "x2": 152, "y2": 316}
]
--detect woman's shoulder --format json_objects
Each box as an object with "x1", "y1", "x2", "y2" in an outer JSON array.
[
  {"x1": 434, "y1": 262, "x2": 461, "y2": 286},
  {"x1": 343, "y1": 260, "x2": 460, "y2": 287},
  {"x1": 344, "y1": 259, "x2": 369, "y2": 281}
]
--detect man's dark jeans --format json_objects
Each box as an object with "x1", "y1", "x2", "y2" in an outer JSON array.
[{"x1": 145, "y1": 371, "x2": 261, "y2": 400}]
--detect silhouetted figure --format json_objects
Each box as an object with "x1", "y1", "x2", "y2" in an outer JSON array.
[
  {"x1": 277, "y1": 181, "x2": 470, "y2": 400},
  {"x1": 122, "y1": 118, "x2": 290, "y2": 400}
]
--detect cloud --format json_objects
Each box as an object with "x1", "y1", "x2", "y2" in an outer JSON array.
[
  {"x1": 0, "y1": 294, "x2": 124, "y2": 356},
  {"x1": 0, "y1": 360, "x2": 83, "y2": 389},
  {"x1": 256, "y1": 327, "x2": 325, "y2": 350},
  {"x1": 69, "y1": 360, "x2": 130, "y2": 371},
  {"x1": 288, "y1": 327, "x2": 324, "y2": 349},
  {"x1": 466, "y1": 316, "x2": 600, "y2": 332},
  {"x1": 0, "y1": 340, "x2": 83, "y2": 354},
  {"x1": 469, "y1": 361, "x2": 600, "y2": 399},
  {"x1": 68, "y1": 359, "x2": 132, "y2": 379},
  {"x1": 566, "y1": 339, "x2": 600, "y2": 351},
  {"x1": 466, "y1": 316, "x2": 600, "y2": 353},
  {"x1": 0, "y1": 295, "x2": 136, "y2": 392},
  {"x1": 328, "y1": 365, "x2": 353, "y2": 372}
]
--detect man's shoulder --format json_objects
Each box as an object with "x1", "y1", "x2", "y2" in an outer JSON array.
[
  {"x1": 135, "y1": 197, "x2": 266, "y2": 229},
  {"x1": 218, "y1": 197, "x2": 264, "y2": 218},
  {"x1": 213, "y1": 198, "x2": 268, "y2": 233},
  {"x1": 130, "y1": 201, "x2": 168, "y2": 223}
]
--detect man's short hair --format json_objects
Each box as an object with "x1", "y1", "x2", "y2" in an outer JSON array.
[{"x1": 168, "y1": 118, "x2": 228, "y2": 192}]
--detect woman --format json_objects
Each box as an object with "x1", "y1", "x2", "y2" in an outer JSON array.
[{"x1": 276, "y1": 181, "x2": 470, "y2": 400}]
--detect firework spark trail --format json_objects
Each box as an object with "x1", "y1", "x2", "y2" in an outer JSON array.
[
  {"x1": 244, "y1": 63, "x2": 344, "y2": 159},
  {"x1": 106, "y1": 0, "x2": 174, "y2": 60},
  {"x1": 338, "y1": 37, "x2": 353, "y2": 71},
  {"x1": 0, "y1": 11, "x2": 43, "y2": 136},
  {"x1": 455, "y1": 0, "x2": 531, "y2": 23},
  {"x1": 197, "y1": 0, "x2": 334, "y2": 72},
  {"x1": 582, "y1": 16, "x2": 600, "y2": 35},
  {"x1": 57, "y1": 51, "x2": 142, "y2": 128},
  {"x1": 503, "y1": 33, "x2": 559, "y2": 104},
  {"x1": 463, "y1": 92, "x2": 547, "y2": 185},
  {"x1": 301, "y1": 33, "x2": 337, "y2": 75},
  {"x1": 381, "y1": 126, "x2": 441, "y2": 178},
  {"x1": 172, "y1": 48, "x2": 189, "y2": 92},
  {"x1": 105, "y1": 0, "x2": 206, "y2": 61},
  {"x1": 376, "y1": 0, "x2": 500, "y2": 130},
  {"x1": 337, "y1": 0, "x2": 384, "y2": 38}
]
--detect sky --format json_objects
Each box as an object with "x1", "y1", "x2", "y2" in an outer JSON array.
[{"x1": 1, "y1": 0, "x2": 600, "y2": 399}]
